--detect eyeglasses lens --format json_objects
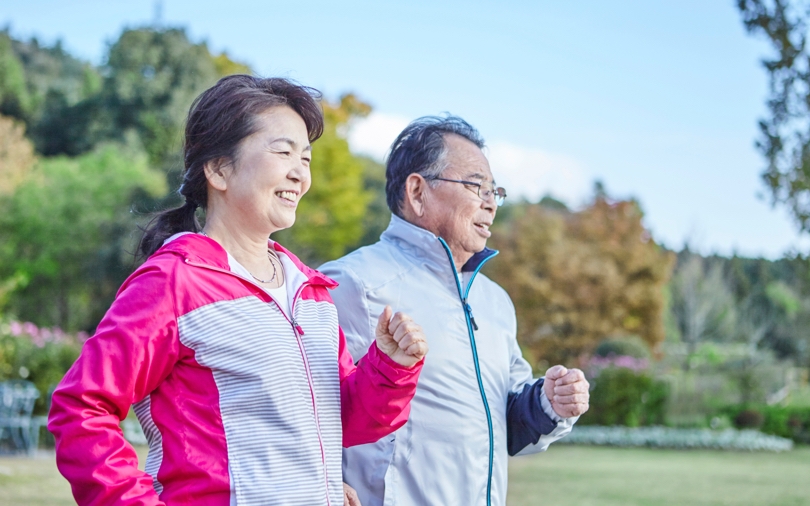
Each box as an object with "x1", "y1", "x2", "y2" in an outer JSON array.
[{"x1": 478, "y1": 182, "x2": 507, "y2": 207}]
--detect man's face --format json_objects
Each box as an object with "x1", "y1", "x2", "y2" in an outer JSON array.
[{"x1": 423, "y1": 134, "x2": 498, "y2": 264}]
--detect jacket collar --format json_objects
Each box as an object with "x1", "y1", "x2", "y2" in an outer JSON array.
[
  {"x1": 155, "y1": 232, "x2": 337, "y2": 288},
  {"x1": 380, "y1": 215, "x2": 497, "y2": 273}
]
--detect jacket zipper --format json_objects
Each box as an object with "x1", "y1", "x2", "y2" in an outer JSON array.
[
  {"x1": 184, "y1": 258, "x2": 332, "y2": 506},
  {"x1": 436, "y1": 239, "x2": 499, "y2": 506}
]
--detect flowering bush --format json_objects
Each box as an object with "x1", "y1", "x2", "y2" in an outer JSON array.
[
  {"x1": 557, "y1": 425, "x2": 793, "y2": 452},
  {"x1": 587, "y1": 354, "x2": 650, "y2": 376},
  {"x1": 0, "y1": 319, "x2": 86, "y2": 414}
]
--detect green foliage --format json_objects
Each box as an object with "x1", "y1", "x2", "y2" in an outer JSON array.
[
  {"x1": 102, "y1": 27, "x2": 222, "y2": 166},
  {"x1": 724, "y1": 404, "x2": 810, "y2": 444},
  {"x1": 0, "y1": 144, "x2": 165, "y2": 330},
  {"x1": 594, "y1": 336, "x2": 651, "y2": 359},
  {"x1": 2, "y1": 27, "x2": 250, "y2": 162},
  {"x1": 669, "y1": 252, "x2": 737, "y2": 369},
  {"x1": 733, "y1": 408, "x2": 765, "y2": 428},
  {"x1": 0, "y1": 321, "x2": 83, "y2": 415},
  {"x1": 5, "y1": 31, "x2": 102, "y2": 156},
  {"x1": 353, "y1": 155, "x2": 390, "y2": 248},
  {"x1": 765, "y1": 281, "x2": 801, "y2": 317},
  {"x1": 582, "y1": 367, "x2": 668, "y2": 427},
  {"x1": 737, "y1": 1, "x2": 810, "y2": 232},
  {"x1": 0, "y1": 33, "x2": 31, "y2": 119}
]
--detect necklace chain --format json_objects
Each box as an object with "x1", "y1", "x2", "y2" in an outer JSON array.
[{"x1": 200, "y1": 230, "x2": 279, "y2": 284}]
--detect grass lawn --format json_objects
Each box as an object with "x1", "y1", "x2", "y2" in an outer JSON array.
[
  {"x1": 508, "y1": 445, "x2": 810, "y2": 506},
  {"x1": 1, "y1": 445, "x2": 808, "y2": 505},
  {"x1": 0, "y1": 447, "x2": 147, "y2": 505}
]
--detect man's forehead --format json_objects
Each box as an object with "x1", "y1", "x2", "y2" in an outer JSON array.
[{"x1": 442, "y1": 134, "x2": 493, "y2": 180}]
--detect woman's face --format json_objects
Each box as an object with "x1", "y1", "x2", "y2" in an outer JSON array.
[{"x1": 211, "y1": 105, "x2": 312, "y2": 235}]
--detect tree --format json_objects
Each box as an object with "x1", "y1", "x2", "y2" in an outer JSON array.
[
  {"x1": 5, "y1": 30, "x2": 102, "y2": 155},
  {"x1": 0, "y1": 32, "x2": 31, "y2": 120},
  {"x1": 0, "y1": 114, "x2": 35, "y2": 196},
  {"x1": 0, "y1": 143, "x2": 166, "y2": 330},
  {"x1": 738, "y1": 0, "x2": 810, "y2": 231},
  {"x1": 486, "y1": 192, "x2": 675, "y2": 368},
  {"x1": 353, "y1": 155, "x2": 391, "y2": 248},
  {"x1": 669, "y1": 252, "x2": 737, "y2": 369},
  {"x1": 102, "y1": 27, "x2": 252, "y2": 168}
]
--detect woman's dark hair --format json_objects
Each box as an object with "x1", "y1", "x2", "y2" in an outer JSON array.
[
  {"x1": 385, "y1": 115, "x2": 484, "y2": 217},
  {"x1": 138, "y1": 75, "x2": 324, "y2": 258}
]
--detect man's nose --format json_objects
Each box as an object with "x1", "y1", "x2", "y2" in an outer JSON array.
[{"x1": 481, "y1": 192, "x2": 497, "y2": 211}]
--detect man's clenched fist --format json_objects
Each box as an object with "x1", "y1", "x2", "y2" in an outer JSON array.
[
  {"x1": 374, "y1": 305, "x2": 428, "y2": 368},
  {"x1": 542, "y1": 365, "x2": 590, "y2": 418}
]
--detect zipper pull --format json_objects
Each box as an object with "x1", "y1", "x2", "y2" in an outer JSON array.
[
  {"x1": 464, "y1": 302, "x2": 479, "y2": 331},
  {"x1": 292, "y1": 318, "x2": 305, "y2": 336}
]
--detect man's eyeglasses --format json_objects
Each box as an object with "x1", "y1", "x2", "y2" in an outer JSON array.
[{"x1": 429, "y1": 177, "x2": 507, "y2": 207}]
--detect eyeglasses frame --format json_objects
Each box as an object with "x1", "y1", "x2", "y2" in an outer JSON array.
[{"x1": 428, "y1": 176, "x2": 507, "y2": 207}]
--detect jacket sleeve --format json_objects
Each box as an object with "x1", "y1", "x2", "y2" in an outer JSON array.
[
  {"x1": 338, "y1": 328, "x2": 423, "y2": 447},
  {"x1": 503, "y1": 295, "x2": 578, "y2": 456},
  {"x1": 48, "y1": 263, "x2": 181, "y2": 506},
  {"x1": 320, "y1": 260, "x2": 423, "y2": 446}
]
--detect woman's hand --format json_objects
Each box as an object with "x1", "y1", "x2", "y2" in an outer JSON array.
[{"x1": 374, "y1": 305, "x2": 428, "y2": 368}]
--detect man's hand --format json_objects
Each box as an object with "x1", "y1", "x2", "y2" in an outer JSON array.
[
  {"x1": 542, "y1": 365, "x2": 590, "y2": 418},
  {"x1": 343, "y1": 482, "x2": 361, "y2": 506},
  {"x1": 375, "y1": 305, "x2": 428, "y2": 368}
]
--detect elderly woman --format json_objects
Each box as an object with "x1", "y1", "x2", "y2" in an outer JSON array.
[{"x1": 48, "y1": 75, "x2": 427, "y2": 506}]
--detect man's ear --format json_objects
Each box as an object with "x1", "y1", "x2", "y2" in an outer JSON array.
[
  {"x1": 203, "y1": 157, "x2": 232, "y2": 192},
  {"x1": 403, "y1": 173, "x2": 429, "y2": 218}
]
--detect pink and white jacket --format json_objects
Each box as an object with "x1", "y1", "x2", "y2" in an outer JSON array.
[{"x1": 48, "y1": 233, "x2": 423, "y2": 506}]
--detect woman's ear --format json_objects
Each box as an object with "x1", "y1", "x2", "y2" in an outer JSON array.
[
  {"x1": 403, "y1": 173, "x2": 429, "y2": 218},
  {"x1": 203, "y1": 158, "x2": 232, "y2": 192}
]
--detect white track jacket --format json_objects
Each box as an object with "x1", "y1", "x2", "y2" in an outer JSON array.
[{"x1": 320, "y1": 215, "x2": 577, "y2": 506}]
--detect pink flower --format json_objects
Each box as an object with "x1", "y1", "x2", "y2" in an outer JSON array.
[
  {"x1": 22, "y1": 322, "x2": 39, "y2": 339},
  {"x1": 40, "y1": 327, "x2": 53, "y2": 341},
  {"x1": 76, "y1": 331, "x2": 89, "y2": 343},
  {"x1": 9, "y1": 321, "x2": 23, "y2": 336},
  {"x1": 587, "y1": 354, "x2": 649, "y2": 378}
]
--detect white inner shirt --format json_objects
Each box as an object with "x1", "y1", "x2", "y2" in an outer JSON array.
[{"x1": 227, "y1": 252, "x2": 291, "y2": 318}]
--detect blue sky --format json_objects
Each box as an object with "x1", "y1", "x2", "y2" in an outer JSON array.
[{"x1": 3, "y1": 0, "x2": 806, "y2": 258}]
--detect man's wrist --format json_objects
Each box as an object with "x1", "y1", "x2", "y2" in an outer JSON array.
[{"x1": 539, "y1": 386, "x2": 564, "y2": 423}]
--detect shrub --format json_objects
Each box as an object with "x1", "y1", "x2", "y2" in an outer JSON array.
[
  {"x1": 594, "y1": 336, "x2": 651, "y2": 359},
  {"x1": 0, "y1": 320, "x2": 85, "y2": 414},
  {"x1": 724, "y1": 405, "x2": 810, "y2": 444},
  {"x1": 581, "y1": 366, "x2": 668, "y2": 427},
  {"x1": 734, "y1": 409, "x2": 764, "y2": 429}
]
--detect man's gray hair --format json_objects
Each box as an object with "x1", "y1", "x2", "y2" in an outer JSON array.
[{"x1": 385, "y1": 115, "x2": 485, "y2": 217}]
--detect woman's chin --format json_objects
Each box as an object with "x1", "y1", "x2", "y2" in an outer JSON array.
[{"x1": 268, "y1": 215, "x2": 296, "y2": 234}]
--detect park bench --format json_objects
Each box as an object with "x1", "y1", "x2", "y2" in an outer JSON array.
[{"x1": 0, "y1": 380, "x2": 41, "y2": 454}]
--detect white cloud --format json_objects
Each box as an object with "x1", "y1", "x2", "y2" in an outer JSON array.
[
  {"x1": 347, "y1": 112, "x2": 410, "y2": 161},
  {"x1": 348, "y1": 112, "x2": 592, "y2": 206},
  {"x1": 485, "y1": 141, "x2": 591, "y2": 205}
]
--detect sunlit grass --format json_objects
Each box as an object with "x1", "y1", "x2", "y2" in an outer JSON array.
[
  {"x1": 508, "y1": 445, "x2": 810, "y2": 506},
  {"x1": 1, "y1": 445, "x2": 808, "y2": 505}
]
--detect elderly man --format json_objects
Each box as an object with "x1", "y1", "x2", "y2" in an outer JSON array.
[{"x1": 322, "y1": 116, "x2": 590, "y2": 506}]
